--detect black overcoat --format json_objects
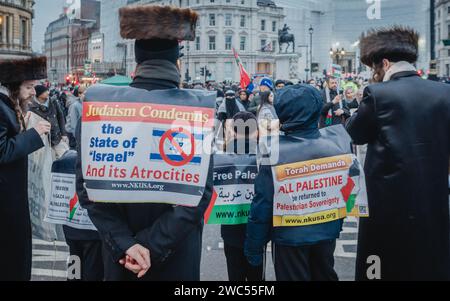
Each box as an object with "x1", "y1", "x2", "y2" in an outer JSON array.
[
  {"x1": 346, "y1": 71, "x2": 450, "y2": 281},
  {"x1": 0, "y1": 92, "x2": 44, "y2": 281}
]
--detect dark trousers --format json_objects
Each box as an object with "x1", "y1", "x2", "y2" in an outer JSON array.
[
  {"x1": 66, "y1": 239, "x2": 104, "y2": 281},
  {"x1": 273, "y1": 240, "x2": 338, "y2": 281},
  {"x1": 224, "y1": 243, "x2": 265, "y2": 281}
]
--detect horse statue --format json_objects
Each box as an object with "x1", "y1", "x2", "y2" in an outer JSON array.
[{"x1": 278, "y1": 24, "x2": 295, "y2": 53}]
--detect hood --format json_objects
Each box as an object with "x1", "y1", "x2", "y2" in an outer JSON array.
[{"x1": 274, "y1": 84, "x2": 322, "y2": 134}]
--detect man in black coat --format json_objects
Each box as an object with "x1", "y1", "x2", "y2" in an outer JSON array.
[
  {"x1": 346, "y1": 26, "x2": 450, "y2": 281},
  {"x1": 76, "y1": 5, "x2": 213, "y2": 281},
  {"x1": 29, "y1": 85, "x2": 68, "y2": 148},
  {"x1": 0, "y1": 56, "x2": 50, "y2": 281},
  {"x1": 319, "y1": 77, "x2": 350, "y2": 127}
]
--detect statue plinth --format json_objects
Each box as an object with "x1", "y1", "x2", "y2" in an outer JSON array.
[{"x1": 275, "y1": 53, "x2": 300, "y2": 81}]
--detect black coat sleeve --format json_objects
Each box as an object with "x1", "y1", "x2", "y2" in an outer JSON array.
[
  {"x1": 53, "y1": 99, "x2": 67, "y2": 136},
  {"x1": 244, "y1": 165, "x2": 273, "y2": 259},
  {"x1": 0, "y1": 109, "x2": 44, "y2": 164},
  {"x1": 75, "y1": 121, "x2": 137, "y2": 262},
  {"x1": 345, "y1": 88, "x2": 378, "y2": 145},
  {"x1": 321, "y1": 101, "x2": 334, "y2": 115},
  {"x1": 134, "y1": 158, "x2": 214, "y2": 265}
]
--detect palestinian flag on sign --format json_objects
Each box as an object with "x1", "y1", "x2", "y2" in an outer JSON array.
[
  {"x1": 340, "y1": 160, "x2": 361, "y2": 213},
  {"x1": 69, "y1": 193, "x2": 79, "y2": 221}
]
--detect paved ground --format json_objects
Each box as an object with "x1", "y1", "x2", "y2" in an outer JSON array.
[{"x1": 31, "y1": 217, "x2": 358, "y2": 281}]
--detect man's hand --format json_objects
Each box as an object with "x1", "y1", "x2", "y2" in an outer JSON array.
[
  {"x1": 119, "y1": 244, "x2": 151, "y2": 278},
  {"x1": 34, "y1": 121, "x2": 51, "y2": 135},
  {"x1": 335, "y1": 109, "x2": 345, "y2": 116},
  {"x1": 61, "y1": 136, "x2": 69, "y2": 144},
  {"x1": 332, "y1": 95, "x2": 342, "y2": 105}
]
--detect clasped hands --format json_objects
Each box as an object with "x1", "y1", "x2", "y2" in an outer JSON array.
[{"x1": 119, "y1": 244, "x2": 151, "y2": 279}]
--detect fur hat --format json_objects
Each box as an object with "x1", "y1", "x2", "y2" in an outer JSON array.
[
  {"x1": 0, "y1": 56, "x2": 47, "y2": 85},
  {"x1": 119, "y1": 5, "x2": 199, "y2": 41},
  {"x1": 360, "y1": 26, "x2": 419, "y2": 67}
]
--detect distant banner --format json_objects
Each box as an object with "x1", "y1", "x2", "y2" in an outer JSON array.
[
  {"x1": 45, "y1": 172, "x2": 96, "y2": 231},
  {"x1": 272, "y1": 154, "x2": 368, "y2": 227},
  {"x1": 81, "y1": 85, "x2": 216, "y2": 205},
  {"x1": 205, "y1": 153, "x2": 257, "y2": 225}
]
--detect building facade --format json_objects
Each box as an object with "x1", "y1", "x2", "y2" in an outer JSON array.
[
  {"x1": 101, "y1": 0, "x2": 285, "y2": 82},
  {"x1": 0, "y1": 0, "x2": 34, "y2": 59},
  {"x1": 435, "y1": 0, "x2": 450, "y2": 77},
  {"x1": 44, "y1": 0, "x2": 100, "y2": 83},
  {"x1": 180, "y1": 0, "x2": 285, "y2": 82},
  {"x1": 99, "y1": 0, "x2": 128, "y2": 75},
  {"x1": 278, "y1": 0, "x2": 431, "y2": 79}
]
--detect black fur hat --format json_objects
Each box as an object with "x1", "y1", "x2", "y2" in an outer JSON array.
[
  {"x1": 119, "y1": 5, "x2": 198, "y2": 41},
  {"x1": 0, "y1": 56, "x2": 47, "y2": 85},
  {"x1": 360, "y1": 26, "x2": 419, "y2": 67}
]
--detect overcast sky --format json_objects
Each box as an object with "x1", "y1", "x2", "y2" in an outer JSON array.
[{"x1": 32, "y1": 0, "x2": 67, "y2": 53}]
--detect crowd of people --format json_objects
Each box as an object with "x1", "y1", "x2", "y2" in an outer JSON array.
[{"x1": 0, "y1": 4, "x2": 449, "y2": 282}]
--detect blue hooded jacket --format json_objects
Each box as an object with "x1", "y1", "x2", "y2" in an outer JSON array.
[{"x1": 244, "y1": 84, "x2": 352, "y2": 265}]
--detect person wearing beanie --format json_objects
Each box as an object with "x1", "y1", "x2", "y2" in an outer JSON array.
[
  {"x1": 28, "y1": 84, "x2": 68, "y2": 156},
  {"x1": 247, "y1": 77, "x2": 274, "y2": 115},
  {"x1": 346, "y1": 26, "x2": 450, "y2": 281},
  {"x1": 245, "y1": 84, "x2": 356, "y2": 281},
  {"x1": 0, "y1": 56, "x2": 50, "y2": 280},
  {"x1": 76, "y1": 5, "x2": 215, "y2": 281}
]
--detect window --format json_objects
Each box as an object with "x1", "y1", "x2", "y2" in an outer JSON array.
[
  {"x1": 257, "y1": 62, "x2": 271, "y2": 74},
  {"x1": 209, "y1": 14, "x2": 216, "y2": 26},
  {"x1": 448, "y1": 49, "x2": 450, "y2": 57},
  {"x1": 209, "y1": 36, "x2": 216, "y2": 50},
  {"x1": 261, "y1": 20, "x2": 266, "y2": 31},
  {"x1": 208, "y1": 62, "x2": 216, "y2": 79},
  {"x1": 224, "y1": 62, "x2": 233, "y2": 79},
  {"x1": 241, "y1": 0, "x2": 245, "y2": 4},
  {"x1": 448, "y1": 6, "x2": 450, "y2": 14},
  {"x1": 195, "y1": 37, "x2": 200, "y2": 51},
  {"x1": 240, "y1": 15, "x2": 246, "y2": 27},
  {"x1": 0, "y1": 16, "x2": 3, "y2": 43},
  {"x1": 20, "y1": 19, "x2": 27, "y2": 47},
  {"x1": 240, "y1": 36, "x2": 246, "y2": 51},
  {"x1": 226, "y1": 0, "x2": 231, "y2": 3},
  {"x1": 195, "y1": 62, "x2": 200, "y2": 77},
  {"x1": 448, "y1": 24, "x2": 450, "y2": 39},
  {"x1": 225, "y1": 14, "x2": 232, "y2": 26},
  {"x1": 225, "y1": 35, "x2": 232, "y2": 50},
  {"x1": 260, "y1": 39, "x2": 267, "y2": 50},
  {"x1": 272, "y1": 21, "x2": 276, "y2": 32}
]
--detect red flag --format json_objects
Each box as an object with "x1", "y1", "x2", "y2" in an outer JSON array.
[{"x1": 232, "y1": 48, "x2": 251, "y2": 89}]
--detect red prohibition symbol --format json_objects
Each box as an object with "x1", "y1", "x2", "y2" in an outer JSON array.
[{"x1": 159, "y1": 127, "x2": 196, "y2": 167}]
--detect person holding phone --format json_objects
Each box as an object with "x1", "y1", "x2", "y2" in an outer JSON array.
[{"x1": 320, "y1": 82, "x2": 351, "y2": 127}]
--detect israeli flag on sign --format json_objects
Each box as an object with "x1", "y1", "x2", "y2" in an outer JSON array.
[{"x1": 150, "y1": 129, "x2": 203, "y2": 165}]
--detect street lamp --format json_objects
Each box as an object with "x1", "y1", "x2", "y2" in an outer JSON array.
[
  {"x1": 330, "y1": 47, "x2": 346, "y2": 69},
  {"x1": 309, "y1": 25, "x2": 314, "y2": 79},
  {"x1": 298, "y1": 44, "x2": 309, "y2": 81}
]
